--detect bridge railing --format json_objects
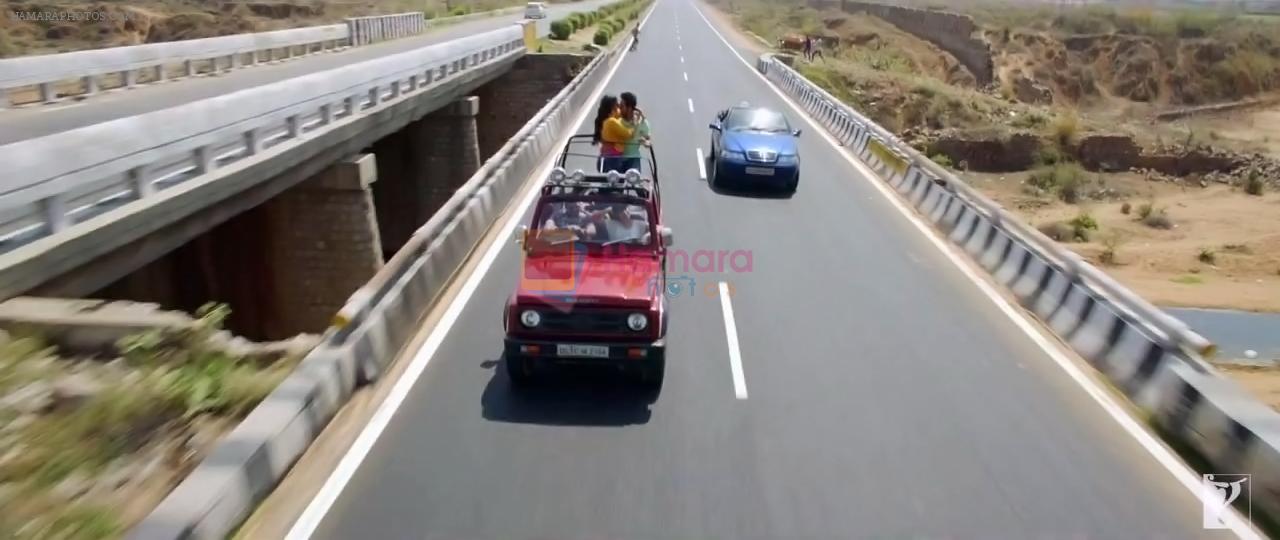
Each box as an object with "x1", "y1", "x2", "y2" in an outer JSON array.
[
  {"x1": 346, "y1": 13, "x2": 427, "y2": 46},
  {"x1": 0, "y1": 24, "x2": 351, "y2": 107},
  {"x1": 0, "y1": 25, "x2": 525, "y2": 257}
]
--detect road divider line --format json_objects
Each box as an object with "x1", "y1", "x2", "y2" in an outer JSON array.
[
  {"x1": 680, "y1": 55, "x2": 685, "y2": 63},
  {"x1": 687, "y1": 98, "x2": 694, "y2": 113},
  {"x1": 719, "y1": 281, "x2": 748, "y2": 400},
  {"x1": 281, "y1": 4, "x2": 656, "y2": 536},
  {"x1": 689, "y1": 2, "x2": 1258, "y2": 536},
  {"x1": 696, "y1": 148, "x2": 706, "y2": 180},
  {"x1": 683, "y1": 72, "x2": 688, "y2": 81}
]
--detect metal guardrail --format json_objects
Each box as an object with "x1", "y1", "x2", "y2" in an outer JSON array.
[
  {"x1": 345, "y1": 12, "x2": 427, "y2": 46},
  {"x1": 756, "y1": 54, "x2": 1216, "y2": 358},
  {"x1": 0, "y1": 26, "x2": 525, "y2": 255},
  {"x1": 0, "y1": 24, "x2": 351, "y2": 107}
]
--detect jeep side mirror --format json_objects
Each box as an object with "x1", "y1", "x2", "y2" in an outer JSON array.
[
  {"x1": 660, "y1": 226, "x2": 674, "y2": 247},
  {"x1": 708, "y1": 123, "x2": 721, "y2": 131},
  {"x1": 793, "y1": 129, "x2": 803, "y2": 137}
]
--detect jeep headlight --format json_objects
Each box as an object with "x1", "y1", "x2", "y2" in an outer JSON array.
[
  {"x1": 520, "y1": 310, "x2": 541, "y2": 328},
  {"x1": 549, "y1": 167, "x2": 566, "y2": 182},
  {"x1": 627, "y1": 313, "x2": 648, "y2": 331},
  {"x1": 624, "y1": 168, "x2": 642, "y2": 183}
]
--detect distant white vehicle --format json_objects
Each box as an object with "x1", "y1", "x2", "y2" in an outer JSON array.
[{"x1": 524, "y1": 2, "x2": 548, "y2": 19}]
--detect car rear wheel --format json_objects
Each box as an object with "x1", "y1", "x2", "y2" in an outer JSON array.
[{"x1": 506, "y1": 355, "x2": 535, "y2": 387}]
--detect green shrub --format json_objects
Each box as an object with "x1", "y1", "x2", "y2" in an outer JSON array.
[
  {"x1": 1100, "y1": 232, "x2": 1122, "y2": 265},
  {"x1": 450, "y1": 5, "x2": 470, "y2": 16},
  {"x1": 1137, "y1": 201, "x2": 1155, "y2": 219},
  {"x1": 1198, "y1": 247, "x2": 1217, "y2": 264},
  {"x1": 930, "y1": 153, "x2": 954, "y2": 168},
  {"x1": 550, "y1": 19, "x2": 573, "y2": 40},
  {"x1": 1028, "y1": 163, "x2": 1086, "y2": 203},
  {"x1": 1245, "y1": 170, "x2": 1265, "y2": 195},
  {"x1": 629, "y1": 9, "x2": 639, "y2": 20},
  {"x1": 1142, "y1": 208, "x2": 1174, "y2": 229},
  {"x1": 1036, "y1": 145, "x2": 1063, "y2": 166},
  {"x1": 1052, "y1": 110, "x2": 1079, "y2": 148},
  {"x1": 1069, "y1": 212, "x2": 1099, "y2": 232},
  {"x1": 1121, "y1": 202, "x2": 1132, "y2": 215},
  {"x1": 594, "y1": 29, "x2": 611, "y2": 46}
]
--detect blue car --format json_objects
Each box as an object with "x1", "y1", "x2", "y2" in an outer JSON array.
[{"x1": 707, "y1": 104, "x2": 802, "y2": 194}]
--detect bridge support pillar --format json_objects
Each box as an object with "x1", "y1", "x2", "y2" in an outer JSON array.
[
  {"x1": 371, "y1": 96, "x2": 481, "y2": 257},
  {"x1": 260, "y1": 153, "x2": 384, "y2": 337}
]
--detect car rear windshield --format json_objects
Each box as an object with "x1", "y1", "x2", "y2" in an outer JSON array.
[
  {"x1": 532, "y1": 200, "x2": 653, "y2": 248},
  {"x1": 725, "y1": 108, "x2": 790, "y2": 133}
]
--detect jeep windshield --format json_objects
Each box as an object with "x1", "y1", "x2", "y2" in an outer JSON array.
[
  {"x1": 528, "y1": 199, "x2": 655, "y2": 253},
  {"x1": 725, "y1": 108, "x2": 790, "y2": 133}
]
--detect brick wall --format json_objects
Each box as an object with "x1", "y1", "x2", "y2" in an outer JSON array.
[
  {"x1": 473, "y1": 54, "x2": 588, "y2": 159},
  {"x1": 371, "y1": 97, "x2": 481, "y2": 257},
  {"x1": 261, "y1": 154, "x2": 384, "y2": 337}
]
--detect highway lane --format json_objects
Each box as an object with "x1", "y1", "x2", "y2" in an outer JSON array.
[
  {"x1": 293, "y1": 0, "x2": 1240, "y2": 538},
  {"x1": 0, "y1": 0, "x2": 611, "y2": 145}
]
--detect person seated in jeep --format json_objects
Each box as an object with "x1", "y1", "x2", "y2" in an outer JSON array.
[{"x1": 581, "y1": 203, "x2": 649, "y2": 244}]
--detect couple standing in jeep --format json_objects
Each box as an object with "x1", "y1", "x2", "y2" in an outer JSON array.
[{"x1": 592, "y1": 91, "x2": 651, "y2": 174}]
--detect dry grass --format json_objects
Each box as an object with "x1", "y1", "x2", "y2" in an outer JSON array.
[{"x1": 0, "y1": 304, "x2": 307, "y2": 537}]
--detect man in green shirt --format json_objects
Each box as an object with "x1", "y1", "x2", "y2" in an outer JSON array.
[{"x1": 619, "y1": 92, "x2": 650, "y2": 174}]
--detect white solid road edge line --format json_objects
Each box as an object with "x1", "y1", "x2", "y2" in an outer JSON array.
[
  {"x1": 282, "y1": 5, "x2": 657, "y2": 537},
  {"x1": 695, "y1": 147, "x2": 707, "y2": 180},
  {"x1": 719, "y1": 281, "x2": 748, "y2": 400},
  {"x1": 688, "y1": 2, "x2": 1261, "y2": 538}
]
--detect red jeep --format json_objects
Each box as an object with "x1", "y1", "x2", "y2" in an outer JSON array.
[{"x1": 504, "y1": 136, "x2": 672, "y2": 389}]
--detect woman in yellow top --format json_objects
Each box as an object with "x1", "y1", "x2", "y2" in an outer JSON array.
[{"x1": 592, "y1": 94, "x2": 634, "y2": 173}]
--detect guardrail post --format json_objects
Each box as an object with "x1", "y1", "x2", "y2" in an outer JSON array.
[
  {"x1": 122, "y1": 69, "x2": 137, "y2": 88},
  {"x1": 245, "y1": 128, "x2": 263, "y2": 156},
  {"x1": 193, "y1": 145, "x2": 213, "y2": 175},
  {"x1": 287, "y1": 115, "x2": 302, "y2": 139},
  {"x1": 43, "y1": 196, "x2": 69, "y2": 234},
  {"x1": 184, "y1": 60, "x2": 196, "y2": 77},
  {"x1": 320, "y1": 103, "x2": 333, "y2": 126},
  {"x1": 83, "y1": 75, "x2": 99, "y2": 96},
  {"x1": 1, "y1": 88, "x2": 10, "y2": 109},
  {"x1": 39, "y1": 83, "x2": 56, "y2": 103},
  {"x1": 230, "y1": 52, "x2": 241, "y2": 69},
  {"x1": 130, "y1": 166, "x2": 154, "y2": 198}
]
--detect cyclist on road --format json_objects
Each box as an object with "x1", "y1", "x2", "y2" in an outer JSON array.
[{"x1": 631, "y1": 25, "x2": 640, "y2": 50}]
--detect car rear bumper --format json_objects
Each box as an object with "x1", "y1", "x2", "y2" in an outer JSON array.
[{"x1": 505, "y1": 337, "x2": 666, "y2": 366}]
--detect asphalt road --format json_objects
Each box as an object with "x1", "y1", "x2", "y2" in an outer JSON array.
[
  {"x1": 0, "y1": 0, "x2": 612, "y2": 145},
  {"x1": 294, "y1": 1, "x2": 1240, "y2": 538}
]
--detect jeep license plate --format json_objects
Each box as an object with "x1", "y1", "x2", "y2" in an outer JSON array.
[
  {"x1": 744, "y1": 166, "x2": 775, "y2": 176},
  {"x1": 557, "y1": 344, "x2": 610, "y2": 358}
]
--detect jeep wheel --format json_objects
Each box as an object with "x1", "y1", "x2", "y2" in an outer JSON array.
[{"x1": 506, "y1": 355, "x2": 535, "y2": 387}]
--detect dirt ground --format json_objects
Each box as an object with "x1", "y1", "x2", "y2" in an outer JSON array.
[{"x1": 963, "y1": 170, "x2": 1280, "y2": 312}]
